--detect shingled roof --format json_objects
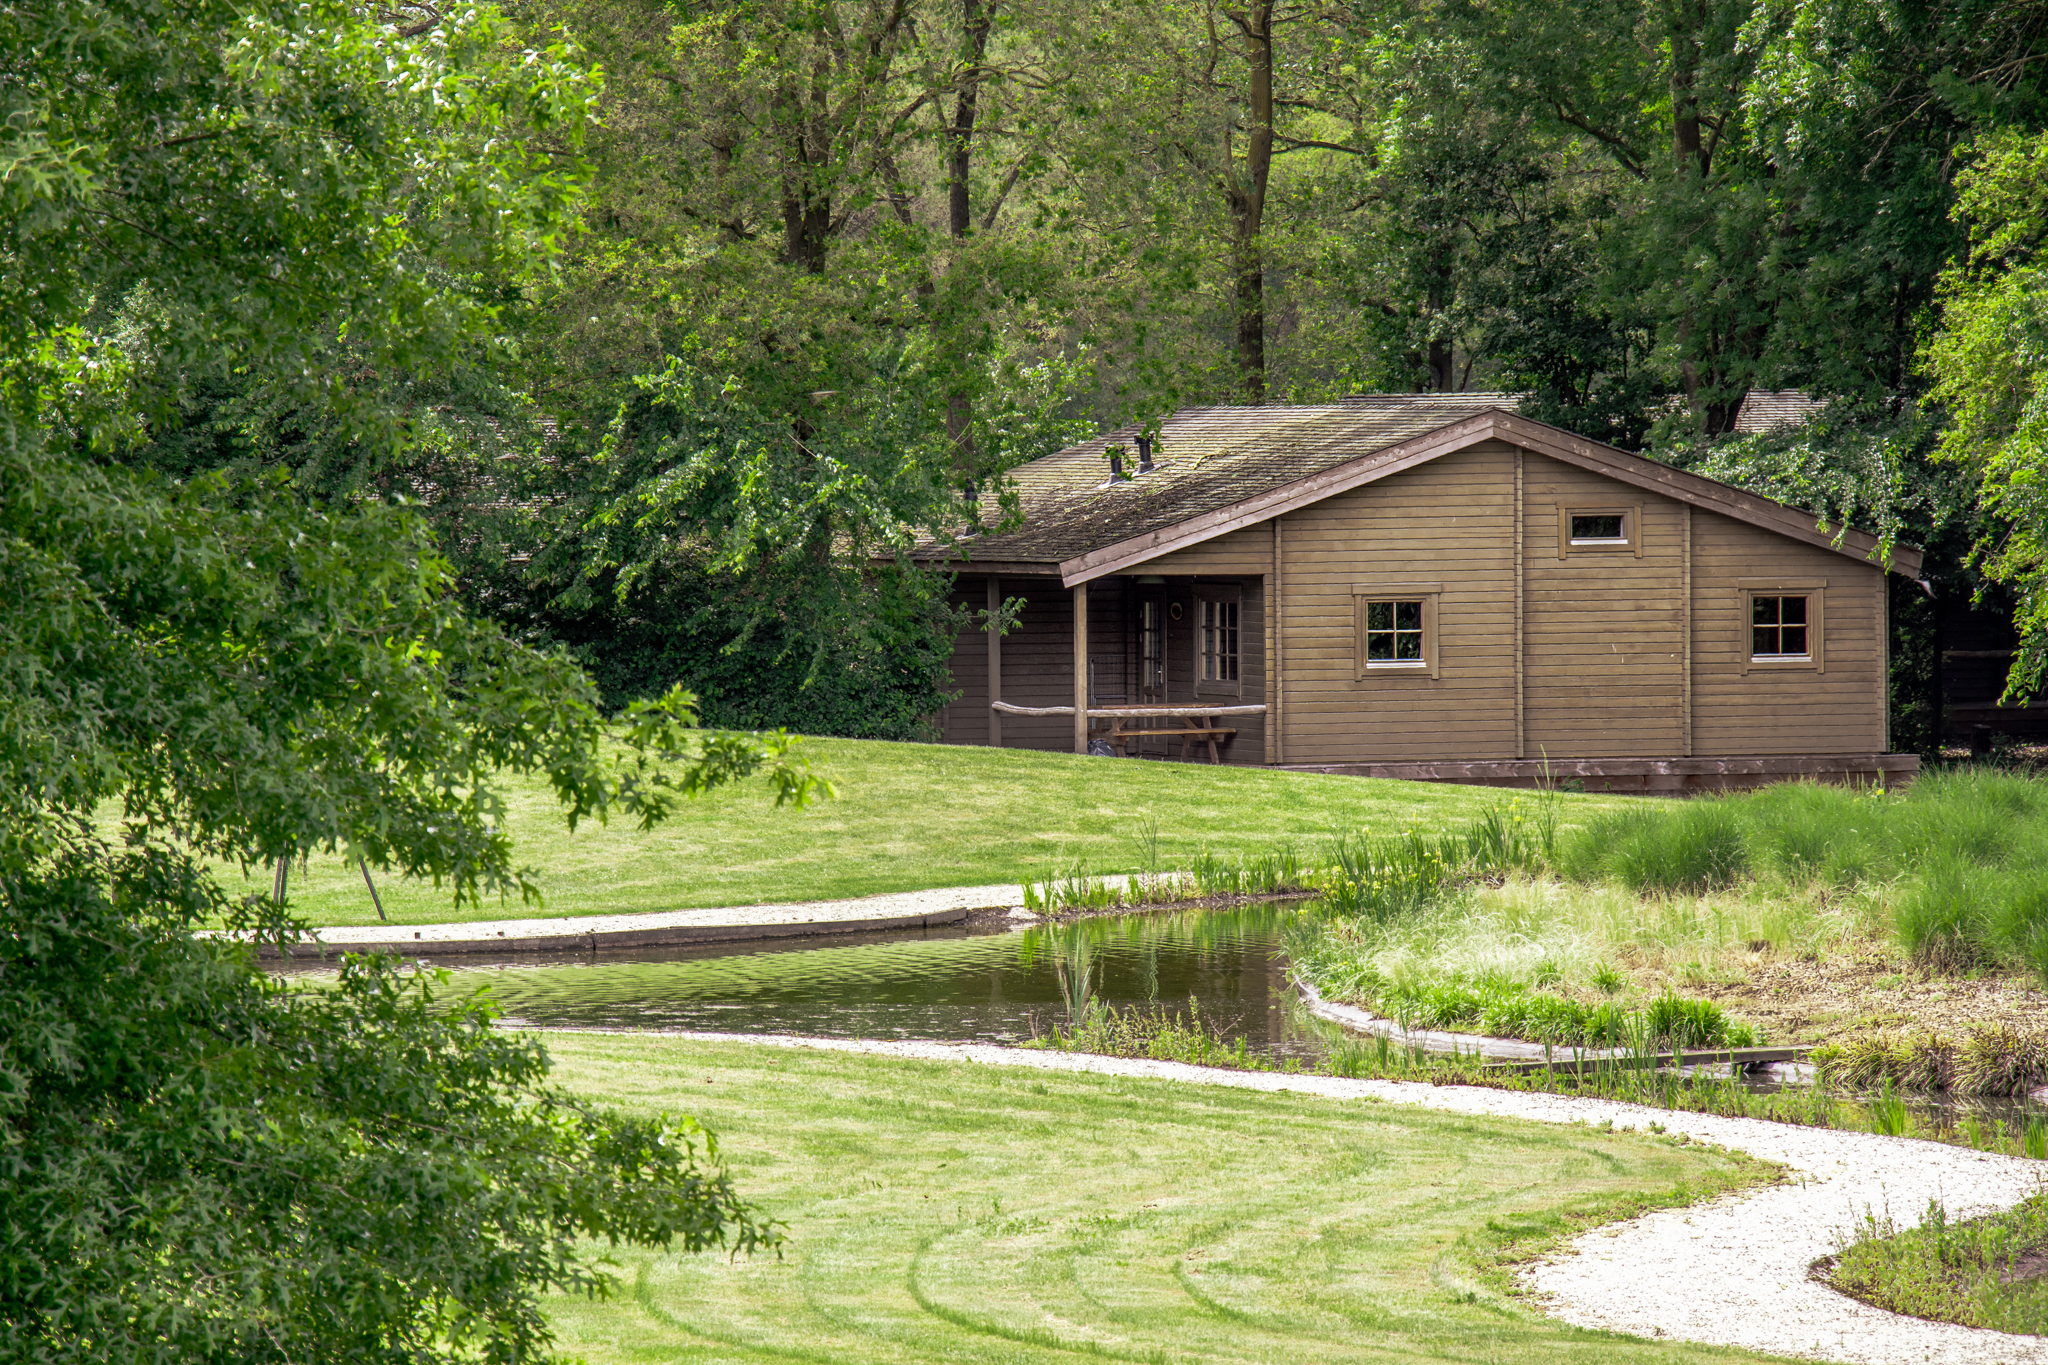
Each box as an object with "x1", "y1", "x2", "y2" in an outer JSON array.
[
  {"x1": 936, "y1": 394, "x2": 1509, "y2": 560},
  {"x1": 924, "y1": 396, "x2": 1921, "y2": 583}
]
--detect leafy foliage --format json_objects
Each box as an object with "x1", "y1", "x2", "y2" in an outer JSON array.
[{"x1": 1, "y1": 1, "x2": 819, "y2": 1360}]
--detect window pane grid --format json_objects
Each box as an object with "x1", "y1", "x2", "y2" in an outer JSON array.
[
  {"x1": 1751, "y1": 594, "x2": 1810, "y2": 658},
  {"x1": 1199, "y1": 598, "x2": 1239, "y2": 683},
  {"x1": 1365, "y1": 598, "x2": 1425, "y2": 664}
]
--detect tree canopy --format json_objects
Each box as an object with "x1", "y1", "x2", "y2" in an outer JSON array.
[{"x1": 1, "y1": 2, "x2": 821, "y2": 1359}]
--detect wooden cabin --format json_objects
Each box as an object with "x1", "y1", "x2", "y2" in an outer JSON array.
[{"x1": 920, "y1": 396, "x2": 1923, "y2": 792}]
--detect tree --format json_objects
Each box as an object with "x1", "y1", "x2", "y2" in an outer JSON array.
[
  {"x1": 1926, "y1": 129, "x2": 2048, "y2": 704},
  {"x1": 1, "y1": 0, "x2": 821, "y2": 1358}
]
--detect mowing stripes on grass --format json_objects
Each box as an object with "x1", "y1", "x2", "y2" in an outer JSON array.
[{"x1": 538, "y1": 1034, "x2": 1778, "y2": 1365}]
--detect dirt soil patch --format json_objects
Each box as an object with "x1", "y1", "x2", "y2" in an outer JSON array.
[{"x1": 1671, "y1": 941, "x2": 2048, "y2": 1046}]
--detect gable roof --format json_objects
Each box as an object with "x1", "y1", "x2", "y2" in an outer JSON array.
[{"x1": 926, "y1": 399, "x2": 1921, "y2": 584}]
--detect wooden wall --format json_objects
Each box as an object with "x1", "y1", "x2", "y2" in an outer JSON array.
[
  {"x1": 1274, "y1": 441, "x2": 1519, "y2": 762},
  {"x1": 938, "y1": 569, "x2": 1267, "y2": 765},
  {"x1": 1264, "y1": 441, "x2": 1890, "y2": 763},
  {"x1": 1690, "y1": 510, "x2": 1887, "y2": 754},
  {"x1": 939, "y1": 438, "x2": 1892, "y2": 765},
  {"x1": 1521, "y1": 455, "x2": 1686, "y2": 758}
]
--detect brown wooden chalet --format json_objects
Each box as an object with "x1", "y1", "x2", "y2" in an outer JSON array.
[{"x1": 920, "y1": 395, "x2": 1923, "y2": 792}]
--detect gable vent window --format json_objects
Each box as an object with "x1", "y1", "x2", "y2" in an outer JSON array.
[{"x1": 1556, "y1": 503, "x2": 1642, "y2": 557}]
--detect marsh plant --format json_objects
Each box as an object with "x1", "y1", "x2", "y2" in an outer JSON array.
[
  {"x1": 1034, "y1": 996, "x2": 1266, "y2": 1071},
  {"x1": 1560, "y1": 770, "x2": 2048, "y2": 983},
  {"x1": 1828, "y1": 1193, "x2": 2048, "y2": 1334},
  {"x1": 1815, "y1": 1025, "x2": 2048, "y2": 1095}
]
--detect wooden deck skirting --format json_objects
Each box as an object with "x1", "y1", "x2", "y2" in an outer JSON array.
[{"x1": 1281, "y1": 753, "x2": 1919, "y2": 794}]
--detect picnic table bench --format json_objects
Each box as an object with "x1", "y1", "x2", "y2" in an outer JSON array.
[{"x1": 990, "y1": 702, "x2": 1268, "y2": 764}]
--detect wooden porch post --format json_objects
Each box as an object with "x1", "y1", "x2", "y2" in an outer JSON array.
[
  {"x1": 1072, "y1": 583, "x2": 1089, "y2": 755},
  {"x1": 986, "y1": 575, "x2": 1003, "y2": 748}
]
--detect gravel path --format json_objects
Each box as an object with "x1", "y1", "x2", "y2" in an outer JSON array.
[{"x1": 627, "y1": 1031, "x2": 2048, "y2": 1364}]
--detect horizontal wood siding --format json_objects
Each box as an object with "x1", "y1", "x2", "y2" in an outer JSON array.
[
  {"x1": 941, "y1": 440, "x2": 1895, "y2": 766},
  {"x1": 1691, "y1": 510, "x2": 1887, "y2": 754},
  {"x1": 1132, "y1": 526, "x2": 1275, "y2": 577},
  {"x1": 974, "y1": 574, "x2": 1072, "y2": 752},
  {"x1": 1522, "y1": 455, "x2": 1685, "y2": 758},
  {"x1": 1158, "y1": 577, "x2": 1266, "y2": 765},
  {"x1": 1277, "y1": 441, "x2": 1518, "y2": 762}
]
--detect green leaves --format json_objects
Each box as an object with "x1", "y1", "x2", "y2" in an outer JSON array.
[{"x1": 0, "y1": 853, "x2": 781, "y2": 1365}]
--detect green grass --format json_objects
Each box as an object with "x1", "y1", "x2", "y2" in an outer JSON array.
[
  {"x1": 538, "y1": 1032, "x2": 1785, "y2": 1364},
  {"x1": 1829, "y1": 1192, "x2": 2048, "y2": 1334},
  {"x1": 1556, "y1": 768, "x2": 2048, "y2": 978},
  {"x1": 259, "y1": 739, "x2": 1623, "y2": 926}
]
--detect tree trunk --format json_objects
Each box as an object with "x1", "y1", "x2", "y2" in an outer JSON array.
[
  {"x1": 1226, "y1": 0, "x2": 1275, "y2": 405},
  {"x1": 944, "y1": 0, "x2": 993, "y2": 475}
]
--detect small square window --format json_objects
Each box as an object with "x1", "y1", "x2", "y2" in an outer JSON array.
[
  {"x1": 1751, "y1": 594, "x2": 1810, "y2": 659},
  {"x1": 1737, "y1": 580, "x2": 1826, "y2": 673},
  {"x1": 1365, "y1": 599, "x2": 1426, "y2": 663},
  {"x1": 1353, "y1": 585, "x2": 1440, "y2": 678},
  {"x1": 1570, "y1": 514, "x2": 1626, "y2": 542}
]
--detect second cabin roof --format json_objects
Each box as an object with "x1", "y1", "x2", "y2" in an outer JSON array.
[{"x1": 926, "y1": 396, "x2": 1921, "y2": 585}]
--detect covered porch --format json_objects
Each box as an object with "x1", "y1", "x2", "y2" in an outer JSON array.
[{"x1": 944, "y1": 571, "x2": 1270, "y2": 763}]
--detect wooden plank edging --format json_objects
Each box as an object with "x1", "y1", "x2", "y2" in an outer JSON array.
[{"x1": 259, "y1": 906, "x2": 974, "y2": 959}]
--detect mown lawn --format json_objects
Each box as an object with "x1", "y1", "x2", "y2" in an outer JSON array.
[
  {"x1": 264, "y1": 738, "x2": 1624, "y2": 926},
  {"x1": 540, "y1": 1033, "x2": 1782, "y2": 1364}
]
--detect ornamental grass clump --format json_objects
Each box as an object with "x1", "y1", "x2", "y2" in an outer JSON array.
[{"x1": 1813, "y1": 1024, "x2": 2048, "y2": 1094}]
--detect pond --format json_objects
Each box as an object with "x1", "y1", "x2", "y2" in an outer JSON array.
[{"x1": 286, "y1": 903, "x2": 1332, "y2": 1063}]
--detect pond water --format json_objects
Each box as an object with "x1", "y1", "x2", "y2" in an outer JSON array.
[{"x1": 304, "y1": 903, "x2": 1333, "y2": 1063}]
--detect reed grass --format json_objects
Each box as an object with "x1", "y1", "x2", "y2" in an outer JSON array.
[{"x1": 1558, "y1": 768, "x2": 2048, "y2": 981}]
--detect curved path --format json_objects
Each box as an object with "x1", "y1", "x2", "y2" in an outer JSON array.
[
  {"x1": 253, "y1": 882, "x2": 1031, "y2": 958},
  {"x1": 638, "y1": 1031, "x2": 2047, "y2": 1365}
]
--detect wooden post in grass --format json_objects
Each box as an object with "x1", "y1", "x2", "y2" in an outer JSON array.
[
  {"x1": 987, "y1": 575, "x2": 1003, "y2": 749},
  {"x1": 1072, "y1": 583, "x2": 1088, "y2": 755}
]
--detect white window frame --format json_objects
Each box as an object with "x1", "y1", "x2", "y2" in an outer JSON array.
[{"x1": 1556, "y1": 503, "x2": 1644, "y2": 559}]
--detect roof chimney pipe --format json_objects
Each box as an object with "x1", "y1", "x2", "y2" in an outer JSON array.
[
  {"x1": 1108, "y1": 447, "x2": 1124, "y2": 479},
  {"x1": 1135, "y1": 434, "x2": 1154, "y2": 473}
]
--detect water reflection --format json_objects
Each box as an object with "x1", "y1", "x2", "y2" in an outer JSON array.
[{"x1": 310, "y1": 904, "x2": 1326, "y2": 1061}]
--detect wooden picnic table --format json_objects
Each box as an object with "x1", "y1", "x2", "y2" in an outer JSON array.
[{"x1": 990, "y1": 701, "x2": 1268, "y2": 764}]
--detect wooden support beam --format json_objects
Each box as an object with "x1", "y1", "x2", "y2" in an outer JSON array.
[
  {"x1": 986, "y1": 575, "x2": 1003, "y2": 748},
  {"x1": 1072, "y1": 583, "x2": 1089, "y2": 755}
]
